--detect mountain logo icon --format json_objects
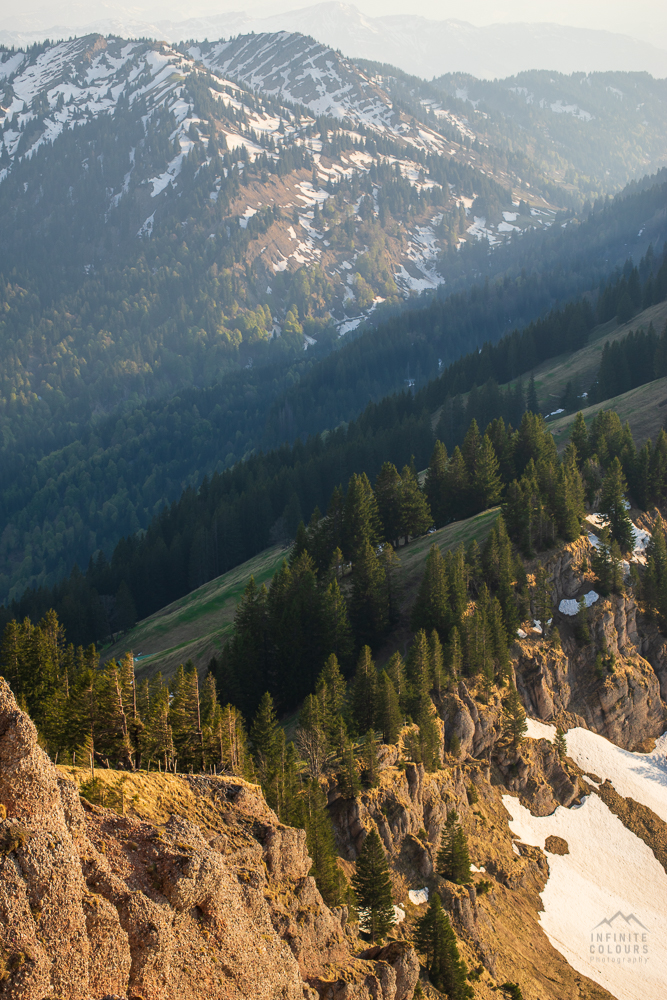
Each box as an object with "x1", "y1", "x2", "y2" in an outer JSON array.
[{"x1": 592, "y1": 913, "x2": 648, "y2": 932}]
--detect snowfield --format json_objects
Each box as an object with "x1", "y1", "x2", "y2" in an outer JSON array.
[
  {"x1": 504, "y1": 792, "x2": 667, "y2": 1000},
  {"x1": 517, "y1": 722, "x2": 667, "y2": 998}
]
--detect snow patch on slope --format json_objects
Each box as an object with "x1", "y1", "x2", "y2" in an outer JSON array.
[{"x1": 504, "y1": 792, "x2": 667, "y2": 1000}]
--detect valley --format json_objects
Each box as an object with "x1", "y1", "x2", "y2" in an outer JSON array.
[{"x1": 1, "y1": 18, "x2": 667, "y2": 1000}]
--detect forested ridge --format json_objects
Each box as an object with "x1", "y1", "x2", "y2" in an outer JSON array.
[{"x1": 3, "y1": 239, "x2": 666, "y2": 642}]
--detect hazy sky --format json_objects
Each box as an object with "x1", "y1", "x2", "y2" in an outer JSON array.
[{"x1": 0, "y1": 0, "x2": 665, "y2": 50}]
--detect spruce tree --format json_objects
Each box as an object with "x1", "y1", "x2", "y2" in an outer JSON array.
[
  {"x1": 591, "y1": 525, "x2": 624, "y2": 595},
  {"x1": 350, "y1": 540, "x2": 388, "y2": 648},
  {"x1": 429, "y1": 629, "x2": 444, "y2": 696},
  {"x1": 437, "y1": 821, "x2": 472, "y2": 884},
  {"x1": 343, "y1": 472, "x2": 383, "y2": 561},
  {"x1": 462, "y1": 419, "x2": 481, "y2": 482},
  {"x1": 385, "y1": 650, "x2": 407, "y2": 711},
  {"x1": 554, "y1": 728, "x2": 567, "y2": 760},
  {"x1": 425, "y1": 439, "x2": 449, "y2": 528},
  {"x1": 526, "y1": 375, "x2": 539, "y2": 415},
  {"x1": 339, "y1": 739, "x2": 362, "y2": 799},
  {"x1": 570, "y1": 411, "x2": 589, "y2": 463},
  {"x1": 416, "y1": 694, "x2": 442, "y2": 772},
  {"x1": 352, "y1": 829, "x2": 395, "y2": 942},
  {"x1": 379, "y1": 543, "x2": 402, "y2": 627},
  {"x1": 304, "y1": 779, "x2": 345, "y2": 907},
  {"x1": 599, "y1": 457, "x2": 634, "y2": 552},
  {"x1": 446, "y1": 627, "x2": 463, "y2": 681},
  {"x1": 322, "y1": 579, "x2": 354, "y2": 666},
  {"x1": 574, "y1": 595, "x2": 591, "y2": 644},
  {"x1": 316, "y1": 653, "x2": 347, "y2": 745},
  {"x1": 400, "y1": 463, "x2": 433, "y2": 543},
  {"x1": 415, "y1": 892, "x2": 473, "y2": 999},
  {"x1": 378, "y1": 671, "x2": 402, "y2": 744},
  {"x1": 502, "y1": 685, "x2": 527, "y2": 753},
  {"x1": 472, "y1": 433, "x2": 503, "y2": 512},
  {"x1": 351, "y1": 646, "x2": 378, "y2": 735},
  {"x1": 410, "y1": 543, "x2": 450, "y2": 638},
  {"x1": 251, "y1": 691, "x2": 282, "y2": 804},
  {"x1": 375, "y1": 462, "x2": 404, "y2": 546},
  {"x1": 531, "y1": 563, "x2": 552, "y2": 626},
  {"x1": 445, "y1": 447, "x2": 470, "y2": 520},
  {"x1": 362, "y1": 730, "x2": 381, "y2": 788}
]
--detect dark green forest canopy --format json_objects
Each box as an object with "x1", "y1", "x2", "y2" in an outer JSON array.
[{"x1": 3, "y1": 242, "x2": 666, "y2": 644}]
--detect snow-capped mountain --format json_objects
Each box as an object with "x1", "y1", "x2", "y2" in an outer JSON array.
[
  {"x1": 0, "y1": 30, "x2": 665, "y2": 333},
  {"x1": 0, "y1": 31, "x2": 549, "y2": 316},
  {"x1": 2, "y1": 3, "x2": 667, "y2": 80}
]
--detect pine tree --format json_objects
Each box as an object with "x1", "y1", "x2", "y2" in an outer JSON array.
[
  {"x1": 220, "y1": 704, "x2": 252, "y2": 777},
  {"x1": 437, "y1": 821, "x2": 472, "y2": 884},
  {"x1": 352, "y1": 829, "x2": 395, "y2": 942},
  {"x1": 303, "y1": 779, "x2": 345, "y2": 906},
  {"x1": 502, "y1": 685, "x2": 527, "y2": 753},
  {"x1": 425, "y1": 439, "x2": 449, "y2": 529},
  {"x1": 599, "y1": 457, "x2": 634, "y2": 552},
  {"x1": 556, "y1": 447, "x2": 586, "y2": 541},
  {"x1": 414, "y1": 892, "x2": 473, "y2": 999}
]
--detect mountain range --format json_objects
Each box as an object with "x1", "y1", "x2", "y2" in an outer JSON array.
[{"x1": 2, "y1": 2, "x2": 667, "y2": 80}]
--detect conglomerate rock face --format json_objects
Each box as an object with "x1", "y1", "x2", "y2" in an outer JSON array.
[{"x1": 0, "y1": 678, "x2": 417, "y2": 1000}]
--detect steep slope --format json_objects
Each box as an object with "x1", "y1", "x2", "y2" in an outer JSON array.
[
  {"x1": 102, "y1": 507, "x2": 500, "y2": 682},
  {"x1": 0, "y1": 676, "x2": 420, "y2": 1000}
]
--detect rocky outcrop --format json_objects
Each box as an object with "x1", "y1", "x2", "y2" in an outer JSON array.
[
  {"x1": 515, "y1": 540, "x2": 666, "y2": 749},
  {"x1": 440, "y1": 681, "x2": 503, "y2": 760},
  {"x1": 0, "y1": 679, "x2": 418, "y2": 1000}
]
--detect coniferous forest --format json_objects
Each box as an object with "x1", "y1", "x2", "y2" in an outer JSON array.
[{"x1": 3, "y1": 242, "x2": 666, "y2": 645}]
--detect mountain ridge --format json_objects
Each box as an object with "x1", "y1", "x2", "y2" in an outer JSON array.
[{"x1": 2, "y1": 3, "x2": 667, "y2": 79}]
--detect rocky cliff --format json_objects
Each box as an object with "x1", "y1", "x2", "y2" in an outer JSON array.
[
  {"x1": 0, "y1": 678, "x2": 418, "y2": 1000},
  {"x1": 506, "y1": 535, "x2": 667, "y2": 751},
  {"x1": 2, "y1": 524, "x2": 663, "y2": 1000}
]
